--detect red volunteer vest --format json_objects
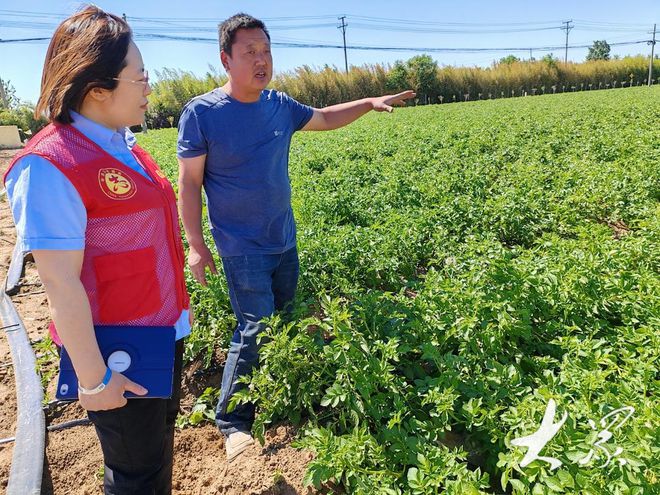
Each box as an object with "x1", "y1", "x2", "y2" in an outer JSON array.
[{"x1": 4, "y1": 124, "x2": 189, "y2": 343}]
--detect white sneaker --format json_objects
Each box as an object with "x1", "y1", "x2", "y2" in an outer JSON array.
[{"x1": 225, "y1": 431, "x2": 255, "y2": 462}]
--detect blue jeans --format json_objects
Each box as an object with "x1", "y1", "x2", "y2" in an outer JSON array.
[{"x1": 215, "y1": 246, "x2": 299, "y2": 436}]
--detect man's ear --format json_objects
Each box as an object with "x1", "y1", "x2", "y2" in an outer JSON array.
[
  {"x1": 220, "y1": 50, "x2": 230, "y2": 71},
  {"x1": 87, "y1": 86, "x2": 110, "y2": 103}
]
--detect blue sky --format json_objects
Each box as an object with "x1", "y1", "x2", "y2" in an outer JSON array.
[{"x1": 1, "y1": 0, "x2": 658, "y2": 103}]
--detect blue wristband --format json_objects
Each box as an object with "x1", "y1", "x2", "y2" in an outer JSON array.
[{"x1": 78, "y1": 367, "x2": 113, "y2": 395}]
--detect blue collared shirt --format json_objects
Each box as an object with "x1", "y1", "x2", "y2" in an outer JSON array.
[{"x1": 5, "y1": 112, "x2": 190, "y2": 340}]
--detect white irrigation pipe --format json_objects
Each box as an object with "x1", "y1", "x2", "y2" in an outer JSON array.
[
  {"x1": 5, "y1": 244, "x2": 26, "y2": 296},
  {"x1": 1, "y1": 246, "x2": 44, "y2": 495}
]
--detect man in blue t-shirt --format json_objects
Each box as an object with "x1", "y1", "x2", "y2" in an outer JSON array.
[{"x1": 177, "y1": 12, "x2": 414, "y2": 461}]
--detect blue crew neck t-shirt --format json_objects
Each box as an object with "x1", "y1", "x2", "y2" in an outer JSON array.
[{"x1": 177, "y1": 88, "x2": 313, "y2": 257}]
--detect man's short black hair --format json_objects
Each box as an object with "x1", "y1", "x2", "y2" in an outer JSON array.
[{"x1": 218, "y1": 13, "x2": 270, "y2": 55}]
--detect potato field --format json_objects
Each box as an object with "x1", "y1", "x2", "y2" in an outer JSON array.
[{"x1": 138, "y1": 86, "x2": 659, "y2": 495}]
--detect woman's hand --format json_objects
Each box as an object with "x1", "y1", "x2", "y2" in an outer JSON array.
[
  {"x1": 32, "y1": 249, "x2": 148, "y2": 411},
  {"x1": 79, "y1": 371, "x2": 148, "y2": 411}
]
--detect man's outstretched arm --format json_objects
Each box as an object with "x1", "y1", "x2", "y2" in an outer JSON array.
[
  {"x1": 178, "y1": 154, "x2": 217, "y2": 286},
  {"x1": 301, "y1": 90, "x2": 415, "y2": 131}
]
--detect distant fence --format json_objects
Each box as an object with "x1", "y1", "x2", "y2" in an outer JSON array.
[
  {"x1": 421, "y1": 77, "x2": 658, "y2": 104},
  {"x1": 144, "y1": 56, "x2": 659, "y2": 128}
]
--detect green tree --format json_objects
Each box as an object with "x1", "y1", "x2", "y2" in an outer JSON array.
[
  {"x1": 405, "y1": 54, "x2": 439, "y2": 103},
  {"x1": 586, "y1": 40, "x2": 611, "y2": 61},
  {"x1": 498, "y1": 55, "x2": 520, "y2": 65},
  {"x1": 0, "y1": 77, "x2": 19, "y2": 110},
  {"x1": 0, "y1": 78, "x2": 48, "y2": 136},
  {"x1": 541, "y1": 53, "x2": 558, "y2": 64},
  {"x1": 385, "y1": 60, "x2": 408, "y2": 92},
  {"x1": 146, "y1": 67, "x2": 225, "y2": 128}
]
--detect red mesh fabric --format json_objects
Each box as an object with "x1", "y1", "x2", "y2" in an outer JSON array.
[
  {"x1": 83, "y1": 209, "x2": 180, "y2": 325},
  {"x1": 6, "y1": 124, "x2": 188, "y2": 340}
]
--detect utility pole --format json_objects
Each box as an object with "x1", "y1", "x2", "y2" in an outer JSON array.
[
  {"x1": 561, "y1": 20, "x2": 573, "y2": 64},
  {"x1": 338, "y1": 16, "x2": 348, "y2": 73},
  {"x1": 649, "y1": 24, "x2": 657, "y2": 86}
]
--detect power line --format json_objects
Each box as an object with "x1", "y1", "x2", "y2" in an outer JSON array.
[
  {"x1": 130, "y1": 34, "x2": 653, "y2": 53},
  {"x1": 347, "y1": 23, "x2": 563, "y2": 34},
  {"x1": 0, "y1": 10, "x2": 654, "y2": 64},
  {"x1": 0, "y1": 10, "x2": 654, "y2": 31},
  {"x1": 1, "y1": 17, "x2": 649, "y2": 37},
  {"x1": 0, "y1": 19, "x2": 340, "y2": 33},
  {"x1": 0, "y1": 20, "x2": 58, "y2": 30},
  {"x1": 0, "y1": 9, "x2": 339, "y2": 21},
  {"x1": 573, "y1": 19, "x2": 651, "y2": 27},
  {"x1": 1, "y1": 9, "x2": 650, "y2": 29},
  {"x1": 131, "y1": 14, "x2": 340, "y2": 22},
  {"x1": 1, "y1": 29, "x2": 648, "y2": 53},
  {"x1": 574, "y1": 26, "x2": 652, "y2": 33},
  {"x1": 328, "y1": 40, "x2": 648, "y2": 53},
  {"x1": 0, "y1": 37, "x2": 50, "y2": 43},
  {"x1": 343, "y1": 15, "x2": 567, "y2": 26}
]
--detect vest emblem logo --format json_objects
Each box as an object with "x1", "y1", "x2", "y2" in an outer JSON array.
[{"x1": 98, "y1": 168, "x2": 137, "y2": 200}]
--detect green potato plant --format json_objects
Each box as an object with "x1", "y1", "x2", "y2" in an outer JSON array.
[{"x1": 140, "y1": 86, "x2": 659, "y2": 494}]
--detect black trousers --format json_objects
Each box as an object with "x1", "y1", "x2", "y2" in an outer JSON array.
[{"x1": 87, "y1": 340, "x2": 184, "y2": 495}]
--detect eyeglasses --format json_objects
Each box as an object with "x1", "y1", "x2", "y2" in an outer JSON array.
[{"x1": 112, "y1": 70, "x2": 150, "y2": 88}]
